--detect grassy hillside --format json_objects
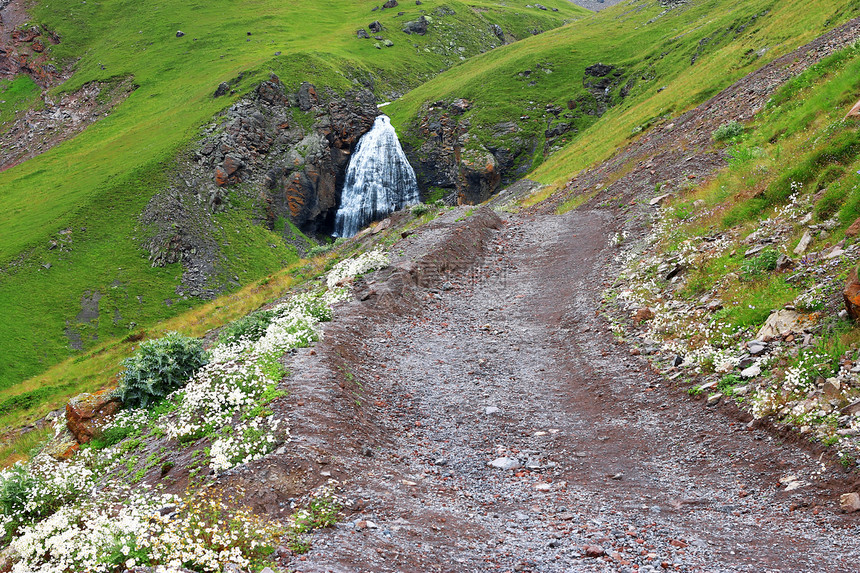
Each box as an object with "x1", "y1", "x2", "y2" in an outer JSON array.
[
  {"x1": 387, "y1": 0, "x2": 860, "y2": 189},
  {"x1": 0, "y1": 0, "x2": 583, "y2": 391},
  {"x1": 609, "y1": 41, "x2": 860, "y2": 455}
]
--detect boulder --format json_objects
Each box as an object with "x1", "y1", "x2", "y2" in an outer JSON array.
[
  {"x1": 65, "y1": 390, "x2": 122, "y2": 444},
  {"x1": 357, "y1": 29, "x2": 370, "y2": 39},
  {"x1": 402, "y1": 16, "x2": 429, "y2": 35},
  {"x1": 382, "y1": 0, "x2": 398, "y2": 7},
  {"x1": 844, "y1": 268, "x2": 860, "y2": 321},
  {"x1": 42, "y1": 424, "x2": 80, "y2": 460},
  {"x1": 369, "y1": 21, "x2": 383, "y2": 33},
  {"x1": 755, "y1": 309, "x2": 816, "y2": 341},
  {"x1": 845, "y1": 216, "x2": 860, "y2": 237},
  {"x1": 840, "y1": 492, "x2": 860, "y2": 513},
  {"x1": 449, "y1": 98, "x2": 471, "y2": 114},
  {"x1": 214, "y1": 82, "x2": 230, "y2": 98}
]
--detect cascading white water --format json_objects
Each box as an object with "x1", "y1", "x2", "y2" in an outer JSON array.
[{"x1": 332, "y1": 115, "x2": 420, "y2": 238}]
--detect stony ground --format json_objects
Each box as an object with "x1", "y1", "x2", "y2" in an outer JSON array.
[
  {"x1": 226, "y1": 205, "x2": 855, "y2": 573},
  {"x1": 216, "y1": 16, "x2": 860, "y2": 572}
]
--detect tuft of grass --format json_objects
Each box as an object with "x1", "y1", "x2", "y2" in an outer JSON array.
[{"x1": 712, "y1": 120, "x2": 744, "y2": 142}]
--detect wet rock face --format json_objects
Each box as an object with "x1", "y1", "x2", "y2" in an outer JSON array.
[
  {"x1": 142, "y1": 76, "x2": 379, "y2": 297},
  {"x1": 404, "y1": 99, "x2": 531, "y2": 205}
]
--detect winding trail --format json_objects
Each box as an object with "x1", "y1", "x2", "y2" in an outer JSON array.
[{"x1": 275, "y1": 207, "x2": 860, "y2": 572}]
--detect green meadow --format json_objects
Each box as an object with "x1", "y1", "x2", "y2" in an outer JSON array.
[{"x1": 0, "y1": 0, "x2": 581, "y2": 393}]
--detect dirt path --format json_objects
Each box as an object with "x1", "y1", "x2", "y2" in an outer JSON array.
[
  {"x1": 270, "y1": 207, "x2": 860, "y2": 573},
  {"x1": 246, "y1": 16, "x2": 860, "y2": 573}
]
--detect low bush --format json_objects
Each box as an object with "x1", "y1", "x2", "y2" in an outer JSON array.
[
  {"x1": 410, "y1": 203, "x2": 430, "y2": 217},
  {"x1": 741, "y1": 248, "x2": 779, "y2": 279},
  {"x1": 712, "y1": 120, "x2": 744, "y2": 142},
  {"x1": 117, "y1": 332, "x2": 207, "y2": 409},
  {"x1": 217, "y1": 309, "x2": 277, "y2": 346}
]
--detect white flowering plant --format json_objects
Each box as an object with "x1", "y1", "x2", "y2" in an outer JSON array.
[
  {"x1": 326, "y1": 249, "x2": 390, "y2": 290},
  {"x1": 2, "y1": 244, "x2": 388, "y2": 572}
]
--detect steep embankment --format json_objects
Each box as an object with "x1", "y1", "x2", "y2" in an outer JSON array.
[
  {"x1": 0, "y1": 0, "x2": 582, "y2": 395},
  {"x1": 386, "y1": 0, "x2": 860, "y2": 202}
]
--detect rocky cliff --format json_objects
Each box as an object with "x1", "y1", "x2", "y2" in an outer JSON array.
[{"x1": 142, "y1": 77, "x2": 380, "y2": 297}]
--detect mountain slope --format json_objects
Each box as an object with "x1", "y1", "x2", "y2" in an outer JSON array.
[
  {"x1": 0, "y1": 0, "x2": 583, "y2": 391},
  {"x1": 386, "y1": 0, "x2": 860, "y2": 200}
]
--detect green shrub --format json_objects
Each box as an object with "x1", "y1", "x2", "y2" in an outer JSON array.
[
  {"x1": 410, "y1": 203, "x2": 430, "y2": 217},
  {"x1": 117, "y1": 332, "x2": 207, "y2": 409},
  {"x1": 741, "y1": 248, "x2": 779, "y2": 279},
  {"x1": 218, "y1": 310, "x2": 277, "y2": 346},
  {"x1": 712, "y1": 120, "x2": 744, "y2": 142},
  {"x1": 718, "y1": 373, "x2": 742, "y2": 396}
]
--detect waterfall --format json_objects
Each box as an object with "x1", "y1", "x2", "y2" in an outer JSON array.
[{"x1": 332, "y1": 115, "x2": 419, "y2": 238}]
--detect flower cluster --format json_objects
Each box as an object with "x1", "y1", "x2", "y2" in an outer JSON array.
[
  {"x1": 3, "y1": 243, "x2": 390, "y2": 571},
  {"x1": 0, "y1": 458, "x2": 95, "y2": 543},
  {"x1": 326, "y1": 249, "x2": 390, "y2": 290}
]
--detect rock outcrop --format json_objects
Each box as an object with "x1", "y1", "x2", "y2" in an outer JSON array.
[
  {"x1": 404, "y1": 99, "x2": 532, "y2": 205},
  {"x1": 141, "y1": 76, "x2": 379, "y2": 297},
  {"x1": 65, "y1": 390, "x2": 122, "y2": 444}
]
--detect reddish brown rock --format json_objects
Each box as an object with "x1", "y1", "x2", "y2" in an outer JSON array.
[
  {"x1": 844, "y1": 268, "x2": 860, "y2": 321},
  {"x1": 632, "y1": 307, "x2": 655, "y2": 325},
  {"x1": 65, "y1": 390, "x2": 122, "y2": 444},
  {"x1": 584, "y1": 545, "x2": 605, "y2": 558},
  {"x1": 845, "y1": 217, "x2": 860, "y2": 237},
  {"x1": 214, "y1": 166, "x2": 228, "y2": 187}
]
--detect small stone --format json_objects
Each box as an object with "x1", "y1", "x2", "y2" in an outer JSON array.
[
  {"x1": 584, "y1": 545, "x2": 605, "y2": 558},
  {"x1": 671, "y1": 355, "x2": 684, "y2": 368},
  {"x1": 748, "y1": 341, "x2": 766, "y2": 355},
  {"x1": 632, "y1": 307, "x2": 654, "y2": 325},
  {"x1": 176, "y1": 30, "x2": 185, "y2": 37},
  {"x1": 823, "y1": 378, "x2": 842, "y2": 399},
  {"x1": 842, "y1": 493, "x2": 860, "y2": 513},
  {"x1": 740, "y1": 365, "x2": 761, "y2": 378},
  {"x1": 534, "y1": 483, "x2": 551, "y2": 491},
  {"x1": 775, "y1": 254, "x2": 793, "y2": 271},
  {"x1": 706, "y1": 393, "x2": 723, "y2": 407},
  {"x1": 485, "y1": 406, "x2": 500, "y2": 415},
  {"x1": 794, "y1": 230, "x2": 813, "y2": 255},
  {"x1": 489, "y1": 457, "x2": 520, "y2": 470}
]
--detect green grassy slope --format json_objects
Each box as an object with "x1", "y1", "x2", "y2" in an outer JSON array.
[
  {"x1": 0, "y1": 0, "x2": 583, "y2": 391},
  {"x1": 387, "y1": 0, "x2": 860, "y2": 187},
  {"x1": 611, "y1": 42, "x2": 860, "y2": 448}
]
